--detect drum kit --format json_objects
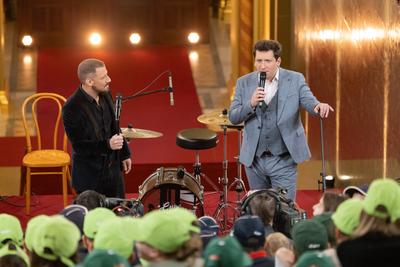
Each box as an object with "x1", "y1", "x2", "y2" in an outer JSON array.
[
  {"x1": 121, "y1": 124, "x2": 163, "y2": 140},
  {"x1": 121, "y1": 109, "x2": 247, "y2": 233},
  {"x1": 197, "y1": 109, "x2": 246, "y2": 232}
]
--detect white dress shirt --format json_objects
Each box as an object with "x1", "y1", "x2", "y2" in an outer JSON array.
[{"x1": 264, "y1": 68, "x2": 279, "y2": 105}]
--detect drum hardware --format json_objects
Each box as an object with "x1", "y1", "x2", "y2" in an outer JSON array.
[
  {"x1": 174, "y1": 128, "x2": 220, "y2": 216},
  {"x1": 212, "y1": 123, "x2": 246, "y2": 233},
  {"x1": 121, "y1": 124, "x2": 163, "y2": 140},
  {"x1": 193, "y1": 150, "x2": 221, "y2": 193},
  {"x1": 197, "y1": 109, "x2": 247, "y2": 233},
  {"x1": 138, "y1": 167, "x2": 204, "y2": 217}
]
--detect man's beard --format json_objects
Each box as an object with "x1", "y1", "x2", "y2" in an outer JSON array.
[{"x1": 92, "y1": 84, "x2": 109, "y2": 95}]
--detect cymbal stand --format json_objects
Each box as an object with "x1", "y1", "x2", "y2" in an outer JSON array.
[
  {"x1": 228, "y1": 126, "x2": 247, "y2": 210},
  {"x1": 213, "y1": 125, "x2": 241, "y2": 233}
]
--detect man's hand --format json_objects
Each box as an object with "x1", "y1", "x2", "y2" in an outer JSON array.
[
  {"x1": 314, "y1": 103, "x2": 334, "y2": 118},
  {"x1": 122, "y1": 158, "x2": 132, "y2": 174},
  {"x1": 109, "y1": 134, "x2": 124, "y2": 150},
  {"x1": 251, "y1": 87, "x2": 266, "y2": 107}
]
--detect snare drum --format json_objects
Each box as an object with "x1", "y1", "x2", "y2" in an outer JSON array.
[{"x1": 139, "y1": 167, "x2": 204, "y2": 217}]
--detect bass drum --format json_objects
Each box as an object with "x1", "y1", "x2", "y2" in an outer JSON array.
[{"x1": 138, "y1": 167, "x2": 204, "y2": 217}]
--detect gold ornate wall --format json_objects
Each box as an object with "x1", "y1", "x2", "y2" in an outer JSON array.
[{"x1": 293, "y1": 0, "x2": 400, "y2": 186}]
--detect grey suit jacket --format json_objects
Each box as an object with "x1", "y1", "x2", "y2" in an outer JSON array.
[{"x1": 229, "y1": 68, "x2": 320, "y2": 167}]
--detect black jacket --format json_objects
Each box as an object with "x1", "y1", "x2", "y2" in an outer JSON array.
[
  {"x1": 62, "y1": 86, "x2": 130, "y2": 192},
  {"x1": 337, "y1": 232, "x2": 400, "y2": 267}
]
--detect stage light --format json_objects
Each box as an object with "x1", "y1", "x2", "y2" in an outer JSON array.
[
  {"x1": 189, "y1": 51, "x2": 199, "y2": 61},
  {"x1": 339, "y1": 175, "x2": 352, "y2": 180},
  {"x1": 89, "y1": 32, "x2": 102, "y2": 46},
  {"x1": 325, "y1": 175, "x2": 334, "y2": 180},
  {"x1": 21, "y1": 35, "x2": 33, "y2": 47},
  {"x1": 325, "y1": 175, "x2": 335, "y2": 189},
  {"x1": 129, "y1": 33, "x2": 141, "y2": 44},
  {"x1": 318, "y1": 175, "x2": 336, "y2": 190},
  {"x1": 188, "y1": 32, "x2": 200, "y2": 44},
  {"x1": 23, "y1": 55, "x2": 32, "y2": 65}
]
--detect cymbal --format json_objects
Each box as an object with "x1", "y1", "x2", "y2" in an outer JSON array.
[
  {"x1": 197, "y1": 110, "x2": 244, "y2": 128},
  {"x1": 121, "y1": 127, "x2": 163, "y2": 139}
]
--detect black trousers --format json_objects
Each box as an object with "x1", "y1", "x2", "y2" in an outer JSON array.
[{"x1": 95, "y1": 159, "x2": 125, "y2": 198}]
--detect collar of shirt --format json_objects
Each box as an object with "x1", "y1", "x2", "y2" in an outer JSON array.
[
  {"x1": 79, "y1": 85, "x2": 98, "y2": 104},
  {"x1": 267, "y1": 68, "x2": 279, "y2": 84}
]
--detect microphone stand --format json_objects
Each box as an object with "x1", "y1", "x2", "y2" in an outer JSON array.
[
  {"x1": 318, "y1": 117, "x2": 327, "y2": 192},
  {"x1": 121, "y1": 87, "x2": 170, "y2": 103},
  {"x1": 114, "y1": 70, "x2": 172, "y2": 133}
]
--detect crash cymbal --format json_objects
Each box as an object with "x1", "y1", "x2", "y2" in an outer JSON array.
[
  {"x1": 121, "y1": 127, "x2": 163, "y2": 139},
  {"x1": 197, "y1": 109, "x2": 244, "y2": 129}
]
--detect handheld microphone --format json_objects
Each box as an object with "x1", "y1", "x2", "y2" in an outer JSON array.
[
  {"x1": 115, "y1": 94, "x2": 122, "y2": 121},
  {"x1": 258, "y1": 72, "x2": 266, "y2": 107},
  {"x1": 168, "y1": 72, "x2": 174, "y2": 106}
]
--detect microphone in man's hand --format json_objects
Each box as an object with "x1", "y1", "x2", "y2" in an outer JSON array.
[
  {"x1": 115, "y1": 94, "x2": 122, "y2": 121},
  {"x1": 258, "y1": 72, "x2": 266, "y2": 107},
  {"x1": 168, "y1": 72, "x2": 174, "y2": 106}
]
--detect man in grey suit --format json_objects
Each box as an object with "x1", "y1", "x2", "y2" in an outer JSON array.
[{"x1": 229, "y1": 40, "x2": 333, "y2": 200}]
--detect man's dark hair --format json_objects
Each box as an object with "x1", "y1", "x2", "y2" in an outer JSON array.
[
  {"x1": 30, "y1": 250, "x2": 77, "y2": 267},
  {"x1": 249, "y1": 192, "x2": 276, "y2": 226},
  {"x1": 252, "y1": 40, "x2": 282, "y2": 60},
  {"x1": 0, "y1": 255, "x2": 27, "y2": 267},
  {"x1": 0, "y1": 244, "x2": 27, "y2": 267},
  {"x1": 77, "y1": 58, "x2": 105, "y2": 83},
  {"x1": 322, "y1": 192, "x2": 347, "y2": 213},
  {"x1": 73, "y1": 190, "x2": 105, "y2": 210}
]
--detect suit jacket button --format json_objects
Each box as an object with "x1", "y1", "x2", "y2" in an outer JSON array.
[{"x1": 258, "y1": 126, "x2": 261, "y2": 129}]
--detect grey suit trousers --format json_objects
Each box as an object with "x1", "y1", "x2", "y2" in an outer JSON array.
[{"x1": 245, "y1": 153, "x2": 297, "y2": 200}]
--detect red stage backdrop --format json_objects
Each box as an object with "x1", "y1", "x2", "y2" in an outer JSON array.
[{"x1": 32, "y1": 46, "x2": 240, "y2": 194}]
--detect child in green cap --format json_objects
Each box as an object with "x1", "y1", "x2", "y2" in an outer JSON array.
[
  {"x1": 337, "y1": 178, "x2": 400, "y2": 267},
  {"x1": 30, "y1": 216, "x2": 81, "y2": 267},
  {"x1": 135, "y1": 209, "x2": 202, "y2": 267}
]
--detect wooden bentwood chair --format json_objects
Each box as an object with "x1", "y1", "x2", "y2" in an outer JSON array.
[{"x1": 21, "y1": 93, "x2": 70, "y2": 214}]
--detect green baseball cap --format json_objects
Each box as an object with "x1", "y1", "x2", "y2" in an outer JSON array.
[
  {"x1": 76, "y1": 249, "x2": 130, "y2": 267},
  {"x1": 203, "y1": 236, "x2": 252, "y2": 267},
  {"x1": 291, "y1": 220, "x2": 328, "y2": 257},
  {"x1": 137, "y1": 209, "x2": 192, "y2": 253},
  {"x1": 123, "y1": 216, "x2": 143, "y2": 240},
  {"x1": 0, "y1": 242, "x2": 30, "y2": 266},
  {"x1": 332, "y1": 198, "x2": 363, "y2": 235},
  {"x1": 163, "y1": 207, "x2": 200, "y2": 233},
  {"x1": 25, "y1": 215, "x2": 51, "y2": 251},
  {"x1": 363, "y1": 178, "x2": 400, "y2": 221},
  {"x1": 0, "y1": 214, "x2": 23, "y2": 248},
  {"x1": 93, "y1": 217, "x2": 136, "y2": 258},
  {"x1": 312, "y1": 212, "x2": 336, "y2": 246},
  {"x1": 391, "y1": 186, "x2": 400, "y2": 222},
  {"x1": 83, "y1": 207, "x2": 116, "y2": 239},
  {"x1": 31, "y1": 216, "x2": 81, "y2": 267},
  {"x1": 296, "y1": 251, "x2": 334, "y2": 267}
]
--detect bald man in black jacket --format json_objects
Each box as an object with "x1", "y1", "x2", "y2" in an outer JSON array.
[{"x1": 63, "y1": 58, "x2": 131, "y2": 198}]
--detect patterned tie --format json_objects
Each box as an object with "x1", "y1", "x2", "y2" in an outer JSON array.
[{"x1": 260, "y1": 100, "x2": 268, "y2": 112}]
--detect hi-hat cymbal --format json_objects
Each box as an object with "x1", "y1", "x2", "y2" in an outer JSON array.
[
  {"x1": 121, "y1": 127, "x2": 163, "y2": 139},
  {"x1": 197, "y1": 110, "x2": 244, "y2": 129}
]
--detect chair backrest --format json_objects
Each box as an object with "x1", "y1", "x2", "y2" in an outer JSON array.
[{"x1": 21, "y1": 93, "x2": 67, "y2": 153}]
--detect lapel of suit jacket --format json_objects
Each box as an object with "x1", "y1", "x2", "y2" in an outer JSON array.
[{"x1": 277, "y1": 68, "x2": 293, "y2": 122}]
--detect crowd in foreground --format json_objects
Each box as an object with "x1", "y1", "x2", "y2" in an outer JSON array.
[{"x1": 0, "y1": 178, "x2": 400, "y2": 267}]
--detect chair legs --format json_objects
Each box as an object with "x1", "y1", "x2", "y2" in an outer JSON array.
[
  {"x1": 25, "y1": 167, "x2": 31, "y2": 215},
  {"x1": 24, "y1": 166, "x2": 69, "y2": 215},
  {"x1": 62, "y1": 166, "x2": 68, "y2": 207}
]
